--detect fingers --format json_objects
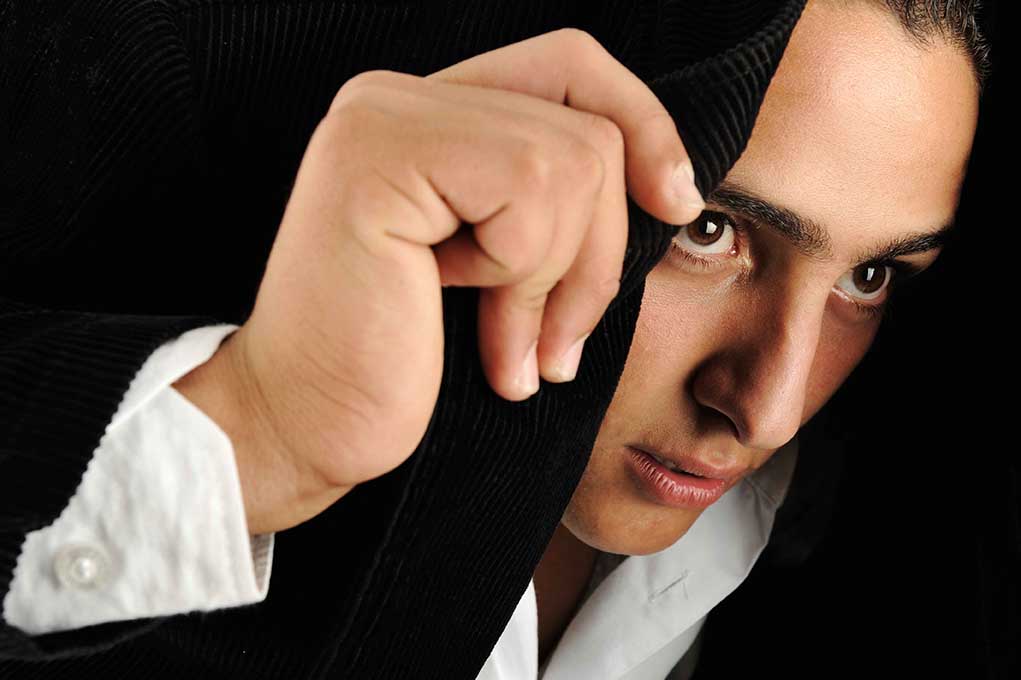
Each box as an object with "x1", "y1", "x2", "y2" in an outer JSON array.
[
  {"x1": 472, "y1": 136, "x2": 605, "y2": 401},
  {"x1": 535, "y1": 113, "x2": 628, "y2": 384},
  {"x1": 423, "y1": 28, "x2": 706, "y2": 398},
  {"x1": 425, "y1": 27, "x2": 705, "y2": 226},
  {"x1": 333, "y1": 28, "x2": 707, "y2": 402}
]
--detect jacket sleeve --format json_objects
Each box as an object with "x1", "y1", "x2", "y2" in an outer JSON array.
[
  {"x1": 0, "y1": 0, "x2": 272, "y2": 659},
  {"x1": 0, "y1": 303, "x2": 231, "y2": 659},
  {"x1": 3, "y1": 322, "x2": 275, "y2": 638}
]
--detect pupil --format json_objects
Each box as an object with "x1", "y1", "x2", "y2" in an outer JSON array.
[
  {"x1": 688, "y1": 211, "x2": 727, "y2": 246},
  {"x1": 853, "y1": 264, "x2": 887, "y2": 294}
]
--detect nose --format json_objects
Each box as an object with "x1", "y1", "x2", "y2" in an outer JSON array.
[{"x1": 691, "y1": 282, "x2": 824, "y2": 451}]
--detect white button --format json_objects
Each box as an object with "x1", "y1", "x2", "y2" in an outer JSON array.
[{"x1": 54, "y1": 543, "x2": 112, "y2": 590}]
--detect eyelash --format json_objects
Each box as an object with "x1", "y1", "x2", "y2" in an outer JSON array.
[{"x1": 668, "y1": 210, "x2": 922, "y2": 321}]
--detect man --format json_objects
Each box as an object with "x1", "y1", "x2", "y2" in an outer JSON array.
[
  {"x1": 0, "y1": 0, "x2": 992, "y2": 678},
  {"x1": 490, "y1": 1, "x2": 986, "y2": 676}
]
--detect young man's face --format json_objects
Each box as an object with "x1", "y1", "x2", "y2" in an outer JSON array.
[{"x1": 562, "y1": 0, "x2": 979, "y2": 555}]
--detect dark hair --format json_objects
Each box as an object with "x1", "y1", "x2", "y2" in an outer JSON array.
[{"x1": 877, "y1": 0, "x2": 993, "y2": 95}]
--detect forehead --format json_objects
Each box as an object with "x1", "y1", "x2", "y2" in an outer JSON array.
[{"x1": 724, "y1": 0, "x2": 977, "y2": 255}]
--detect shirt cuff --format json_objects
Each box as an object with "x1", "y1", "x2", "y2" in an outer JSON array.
[{"x1": 3, "y1": 323, "x2": 275, "y2": 635}]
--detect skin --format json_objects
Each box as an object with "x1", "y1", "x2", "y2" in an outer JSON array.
[{"x1": 533, "y1": 0, "x2": 979, "y2": 661}]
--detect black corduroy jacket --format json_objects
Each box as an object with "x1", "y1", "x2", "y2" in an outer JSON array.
[{"x1": 2, "y1": 0, "x2": 810, "y2": 677}]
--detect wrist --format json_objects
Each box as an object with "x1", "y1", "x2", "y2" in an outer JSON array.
[{"x1": 171, "y1": 329, "x2": 349, "y2": 534}]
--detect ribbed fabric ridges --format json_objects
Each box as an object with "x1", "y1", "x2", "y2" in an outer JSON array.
[
  {"x1": 0, "y1": 307, "x2": 225, "y2": 660},
  {"x1": 0, "y1": 0, "x2": 806, "y2": 677},
  {"x1": 0, "y1": 0, "x2": 200, "y2": 259}
]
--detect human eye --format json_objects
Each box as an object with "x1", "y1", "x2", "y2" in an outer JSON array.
[
  {"x1": 667, "y1": 209, "x2": 746, "y2": 270},
  {"x1": 833, "y1": 260, "x2": 923, "y2": 321}
]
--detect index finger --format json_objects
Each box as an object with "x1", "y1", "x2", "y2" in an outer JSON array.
[{"x1": 424, "y1": 27, "x2": 706, "y2": 226}]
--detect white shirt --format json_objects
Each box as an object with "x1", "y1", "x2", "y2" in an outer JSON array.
[
  {"x1": 2, "y1": 323, "x2": 271, "y2": 633},
  {"x1": 2, "y1": 323, "x2": 798, "y2": 680},
  {"x1": 478, "y1": 432, "x2": 798, "y2": 680}
]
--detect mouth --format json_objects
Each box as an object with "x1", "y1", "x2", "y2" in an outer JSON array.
[
  {"x1": 630, "y1": 444, "x2": 746, "y2": 483},
  {"x1": 625, "y1": 446, "x2": 730, "y2": 510},
  {"x1": 644, "y1": 450, "x2": 708, "y2": 477}
]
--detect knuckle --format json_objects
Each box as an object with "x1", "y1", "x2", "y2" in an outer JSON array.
[
  {"x1": 516, "y1": 284, "x2": 552, "y2": 312},
  {"x1": 570, "y1": 274, "x2": 621, "y2": 317},
  {"x1": 557, "y1": 27, "x2": 601, "y2": 54},
  {"x1": 329, "y1": 69, "x2": 391, "y2": 114},
  {"x1": 566, "y1": 135, "x2": 606, "y2": 189},
  {"x1": 487, "y1": 241, "x2": 532, "y2": 278},
  {"x1": 595, "y1": 275, "x2": 622, "y2": 303},
  {"x1": 313, "y1": 103, "x2": 374, "y2": 154},
  {"x1": 584, "y1": 113, "x2": 625, "y2": 155},
  {"x1": 634, "y1": 106, "x2": 683, "y2": 147},
  {"x1": 341, "y1": 69, "x2": 389, "y2": 93},
  {"x1": 478, "y1": 227, "x2": 537, "y2": 279},
  {"x1": 513, "y1": 141, "x2": 555, "y2": 189},
  {"x1": 517, "y1": 240, "x2": 556, "y2": 280}
]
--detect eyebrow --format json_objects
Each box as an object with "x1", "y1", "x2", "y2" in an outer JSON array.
[{"x1": 706, "y1": 179, "x2": 956, "y2": 266}]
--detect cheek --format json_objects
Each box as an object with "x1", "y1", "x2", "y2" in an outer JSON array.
[
  {"x1": 598, "y1": 271, "x2": 723, "y2": 444},
  {"x1": 631, "y1": 269, "x2": 720, "y2": 362},
  {"x1": 584, "y1": 283, "x2": 692, "y2": 483},
  {"x1": 560, "y1": 276, "x2": 714, "y2": 553},
  {"x1": 638, "y1": 261, "x2": 882, "y2": 427},
  {"x1": 604, "y1": 275, "x2": 706, "y2": 416},
  {"x1": 804, "y1": 303, "x2": 881, "y2": 420}
]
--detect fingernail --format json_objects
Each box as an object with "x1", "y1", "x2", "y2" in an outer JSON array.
[
  {"x1": 672, "y1": 161, "x2": 705, "y2": 215},
  {"x1": 515, "y1": 339, "x2": 539, "y2": 397},
  {"x1": 553, "y1": 333, "x2": 589, "y2": 382}
]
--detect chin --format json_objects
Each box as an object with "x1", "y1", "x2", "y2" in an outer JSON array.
[{"x1": 561, "y1": 483, "x2": 705, "y2": 556}]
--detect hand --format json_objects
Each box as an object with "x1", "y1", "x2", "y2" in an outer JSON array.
[{"x1": 172, "y1": 28, "x2": 704, "y2": 535}]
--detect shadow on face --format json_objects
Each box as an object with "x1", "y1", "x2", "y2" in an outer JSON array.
[{"x1": 562, "y1": 0, "x2": 979, "y2": 556}]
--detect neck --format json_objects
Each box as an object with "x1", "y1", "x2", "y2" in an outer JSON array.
[{"x1": 533, "y1": 522, "x2": 599, "y2": 667}]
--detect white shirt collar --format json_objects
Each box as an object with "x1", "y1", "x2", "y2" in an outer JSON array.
[{"x1": 477, "y1": 434, "x2": 800, "y2": 680}]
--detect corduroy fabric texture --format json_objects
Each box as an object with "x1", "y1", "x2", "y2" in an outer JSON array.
[{"x1": 0, "y1": 0, "x2": 807, "y2": 677}]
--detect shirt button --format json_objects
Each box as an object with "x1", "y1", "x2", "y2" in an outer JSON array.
[{"x1": 54, "y1": 543, "x2": 112, "y2": 590}]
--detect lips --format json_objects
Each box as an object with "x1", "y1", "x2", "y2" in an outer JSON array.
[
  {"x1": 630, "y1": 444, "x2": 746, "y2": 482},
  {"x1": 645, "y1": 450, "x2": 700, "y2": 476}
]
